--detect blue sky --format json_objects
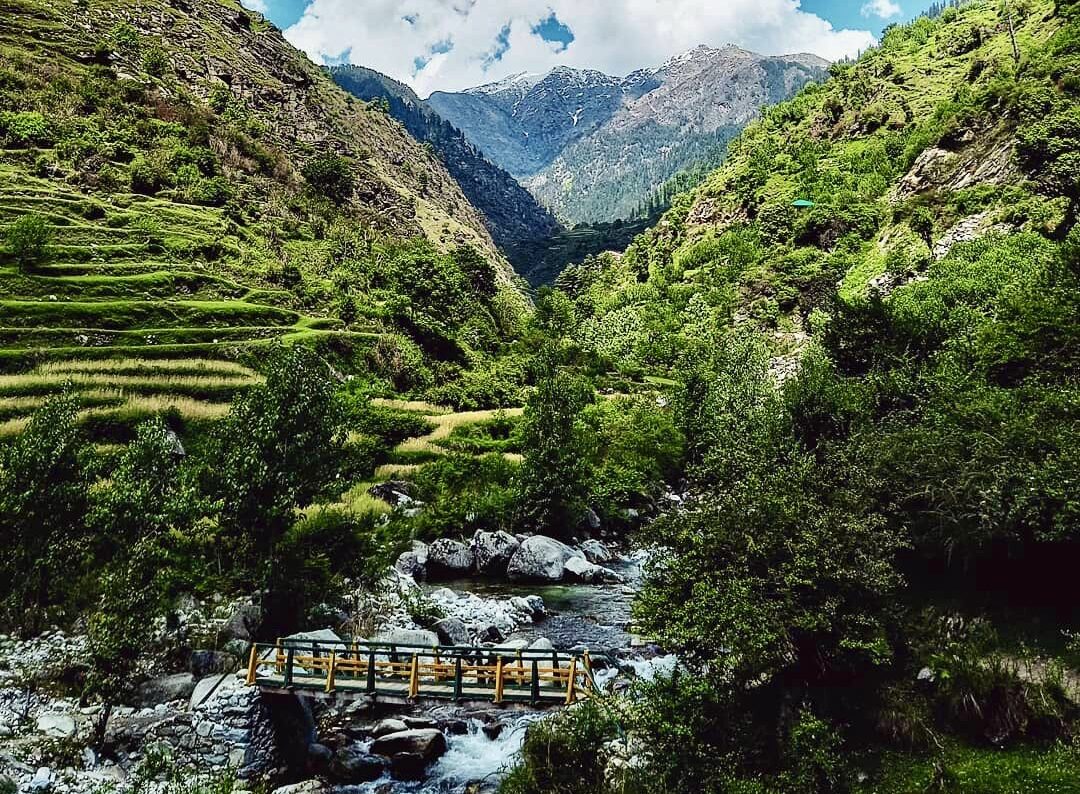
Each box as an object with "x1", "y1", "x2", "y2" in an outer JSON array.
[{"x1": 248, "y1": 0, "x2": 932, "y2": 96}]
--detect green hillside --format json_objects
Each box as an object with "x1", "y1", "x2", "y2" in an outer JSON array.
[{"x1": 0, "y1": 0, "x2": 527, "y2": 439}]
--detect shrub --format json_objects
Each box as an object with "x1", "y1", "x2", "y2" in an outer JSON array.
[
  {"x1": 302, "y1": 153, "x2": 355, "y2": 203},
  {"x1": 0, "y1": 111, "x2": 51, "y2": 147},
  {"x1": 128, "y1": 155, "x2": 169, "y2": 194},
  {"x1": 142, "y1": 44, "x2": 169, "y2": 77},
  {"x1": 5, "y1": 215, "x2": 52, "y2": 270}
]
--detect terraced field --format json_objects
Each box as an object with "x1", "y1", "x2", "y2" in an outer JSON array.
[{"x1": 0, "y1": 166, "x2": 375, "y2": 435}]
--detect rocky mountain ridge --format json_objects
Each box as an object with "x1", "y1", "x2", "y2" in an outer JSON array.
[{"x1": 428, "y1": 46, "x2": 828, "y2": 223}]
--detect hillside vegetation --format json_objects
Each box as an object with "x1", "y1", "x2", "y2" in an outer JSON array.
[
  {"x1": 505, "y1": 1, "x2": 1080, "y2": 791},
  {"x1": 0, "y1": 0, "x2": 529, "y2": 439}
]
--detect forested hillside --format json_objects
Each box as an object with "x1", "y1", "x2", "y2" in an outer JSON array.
[
  {"x1": 0, "y1": 0, "x2": 530, "y2": 439},
  {"x1": 328, "y1": 65, "x2": 562, "y2": 252},
  {"x1": 505, "y1": 0, "x2": 1080, "y2": 790}
]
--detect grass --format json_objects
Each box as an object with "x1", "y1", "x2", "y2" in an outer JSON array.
[
  {"x1": 38, "y1": 358, "x2": 256, "y2": 377},
  {"x1": 0, "y1": 371, "x2": 257, "y2": 398},
  {"x1": 866, "y1": 743, "x2": 1080, "y2": 793},
  {"x1": 370, "y1": 398, "x2": 451, "y2": 414}
]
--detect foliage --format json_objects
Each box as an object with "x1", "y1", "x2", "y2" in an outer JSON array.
[
  {"x1": 4, "y1": 214, "x2": 52, "y2": 270},
  {"x1": 514, "y1": 350, "x2": 595, "y2": 538},
  {"x1": 302, "y1": 153, "x2": 355, "y2": 203}
]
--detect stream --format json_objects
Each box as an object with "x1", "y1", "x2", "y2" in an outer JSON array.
[{"x1": 339, "y1": 556, "x2": 665, "y2": 794}]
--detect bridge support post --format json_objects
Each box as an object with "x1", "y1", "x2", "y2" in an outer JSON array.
[
  {"x1": 565, "y1": 657, "x2": 577, "y2": 705},
  {"x1": 453, "y1": 657, "x2": 462, "y2": 702},
  {"x1": 408, "y1": 654, "x2": 420, "y2": 699},
  {"x1": 325, "y1": 651, "x2": 337, "y2": 694},
  {"x1": 494, "y1": 656, "x2": 504, "y2": 704},
  {"x1": 366, "y1": 651, "x2": 376, "y2": 694},
  {"x1": 531, "y1": 660, "x2": 540, "y2": 704},
  {"x1": 245, "y1": 644, "x2": 258, "y2": 686},
  {"x1": 284, "y1": 648, "x2": 296, "y2": 690}
]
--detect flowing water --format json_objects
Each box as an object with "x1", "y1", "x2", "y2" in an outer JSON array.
[{"x1": 337, "y1": 557, "x2": 663, "y2": 793}]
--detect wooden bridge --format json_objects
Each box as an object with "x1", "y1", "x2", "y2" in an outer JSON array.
[{"x1": 246, "y1": 639, "x2": 601, "y2": 707}]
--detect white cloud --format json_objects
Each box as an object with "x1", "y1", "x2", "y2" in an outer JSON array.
[
  {"x1": 284, "y1": 1, "x2": 877, "y2": 97},
  {"x1": 240, "y1": 0, "x2": 269, "y2": 14},
  {"x1": 861, "y1": 0, "x2": 902, "y2": 19}
]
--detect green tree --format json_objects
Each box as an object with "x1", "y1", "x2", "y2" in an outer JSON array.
[
  {"x1": 514, "y1": 349, "x2": 594, "y2": 538},
  {"x1": 302, "y1": 153, "x2": 355, "y2": 203},
  {"x1": 5, "y1": 215, "x2": 52, "y2": 271},
  {"x1": 0, "y1": 394, "x2": 90, "y2": 633},
  {"x1": 212, "y1": 346, "x2": 345, "y2": 625}
]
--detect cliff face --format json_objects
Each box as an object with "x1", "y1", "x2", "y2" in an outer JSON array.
[
  {"x1": 428, "y1": 48, "x2": 827, "y2": 223},
  {"x1": 329, "y1": 65, "x2": 561, "y2": 250}
]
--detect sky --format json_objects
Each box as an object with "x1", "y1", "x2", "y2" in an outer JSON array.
[{"x1": 241, "y1": 0, "x2": 929, "y2": 98}]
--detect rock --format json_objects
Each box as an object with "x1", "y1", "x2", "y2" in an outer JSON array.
[
  {"x1": 284, "y1": 628, "x2": 342, "y2": 648},
  {"x1": 35, "y1": 713, "x2": 76, "y2": 739},
  {"x1": 271, "y1": 782, "x2": 325, "y2": 794},
  {"x1": 371, "y1": 718, "x2": 408, "y2": 738},
  {"x1": 395, "y1": 541, "x2": 429, "y2": 582},
  {"x1": 164, "y1": 427, "x2": 186, "y2": 458},
  {"x1": 528, "y1": 637, "x2": 554, "y2": 653},
  {"x1": 370, "y1": 729, "x2": 447, "y2": 763},
  {"x1": 584, "y1": 508, "x2": 602, "y2": 531},
  {"x1": 221, "y1": 602, "x2": 262, "y2": 642},
  {"x1": 190, "y1": 650, "x2": 233, "y2": 678},
  {"x1": 477, "y1": 623, "x2": 504, "y2": 643},
  {"x1": 331, "y1": 744, "x2": 386, "y2": 783},
  {"x1": 506, "y1": 536, "x2": 579, "y2": 582},
  {"x1": 137, "y1": 673, "x2": 197, "y2": 706},
  {"x1": 368, "y1": 480, "x2": 415, "y2": 506},
  {"x1": 433, "y1": 617, "x2": 470, "y2": 646},
  {"x1": 374, "y1": 628, "x2": 439, "y2": 648},
  {"x1": 482, "y1": 722, "x2": 504, "y2": 740},
  {"x1": 28, "y1": 768, "x2": 52, "y2": 793},
  {"x1": 189, "y1": 675, "x2": 224, "y2": 709},
  {"x1": 564, "y1": 556, "x2": 625, "y2": 585},
  {"x1": 307, "y1": 743, "x2": 333, "y2": 774},
  {"x1": 471, "y1": 530, "x2": 520, "y2": 576},
  {"x1": 578, "y1": 539, "x2": 615, "y2": 564},
  {"x1": 390, "y1": 752, "x2": 428, "y2": 781},
  {"x1": 426, "y1": 539, "x2": 476, "y2": 579},
  {"x1": 403, "y1": 716, "x2": 438, "y2": 730}
]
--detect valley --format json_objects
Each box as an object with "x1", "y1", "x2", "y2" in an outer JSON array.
[{"x1": 0, "y1": 0, "x2": 1078, "y2": 793}]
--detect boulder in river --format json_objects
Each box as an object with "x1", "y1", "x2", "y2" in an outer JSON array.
[
  {"x1": 427, "y1": 538, "x2": 476, "y2": 579},
  {"x1": 331, "y1": 743, "x2": 387, "y2": 783},
  {"x1": 471, "y1": 530, "x2": 520, "y2": 576},
  {"x1": 564, "y1": 556, "x2": 625, "y2": 585},
  {"x1": 506, "y1": 536, "x2": 581, "y2": 582},
  {"x1": 578, "y1": 539, "x2": 615, "y2": 565},
  {"x1": 375, "y1": 628, "x2": 439, "y2": 648},
  {"x1": 370, "y1": 728, "x2": 448, "y2": 763},
  {"x1": 372, "y1": 718, "x2": 408, "y2": 737},
  {"x1": 395, "y1": 540, "x2": 428, "y2": 582},
  {"x1": 433, "y1": 617, "x2": 470, "y2": 646}
]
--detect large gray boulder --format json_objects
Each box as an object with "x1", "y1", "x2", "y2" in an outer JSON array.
[
  {"x1": 433, "y1": 617, "x2": 470, "y2": 646},
  {"x1": 471, "y1": 530, "x2": 520, "y2": 576},
  {"x1": 331, "y1": 744, "x2": 387, "y2": 783},
  {"x1": 578, "y1": 539, "x2": 615, "y2": 565},
  {"x1": 564, "y1": 556, "x2": 625, "y2": 584},
  {"x1": 426, "y1": 539, "x2": 475, "y2": 579},
  {"x1": 221, "y1": 602, "x2": 262, "y2": 642},
  {"x1": 395, "y1": 541, "x2": 428, "y2": 582},
  {"x1": 370, "y1": 729, "x2": 447, "y2": 763},
  {"x1": 137, "y1": 673, "x2": 197, "y2": 706},
  {"x1": 374, "y1": 628, "x2": 439, "y2": 648},
  {"x1": 35, "y1": 714, "x2": 76, "y2": 739},
  {"x1": 507, "y1": 536, "x2": 580, "y2": 582}
]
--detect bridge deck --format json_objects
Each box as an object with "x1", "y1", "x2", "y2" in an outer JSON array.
[{"x1": 246, "y1": 640, "x2": 597, "y2": 707}]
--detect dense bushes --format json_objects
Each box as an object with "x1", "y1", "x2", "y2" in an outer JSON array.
[{"x1": 3, "y1": 215, "x2": 52, "y2": 270}]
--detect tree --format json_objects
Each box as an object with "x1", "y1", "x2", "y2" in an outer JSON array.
[
  {"x1": 302, "y1": 153, "x2": 355, "y2": 204},
  {"x1": 453, "y1": 245, "x2": 498, "y2": 300},
  {"x1": 0, "y1": 394, "x2": 90, "y2": 633},
  {"x1": 514, "y1": 349, "x2": 594, "y2": 538},
  {"x1": 212, "y1": 345, "x2": 345, "y2": 624},
  {"x1": 5, "y1": 215, "x2": 52, "y2": 271}
]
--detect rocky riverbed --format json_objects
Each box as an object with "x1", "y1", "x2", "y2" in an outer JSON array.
[{"x1": 0, "y1": 545, "x2": 665, "y2": 794}]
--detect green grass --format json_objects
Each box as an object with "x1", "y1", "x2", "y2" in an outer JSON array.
[
  {"x1": 0, "y1": 300, "x2": 301, "y2": 329},
  {"x1": 866, "y1": 744, "x2": 1080, "y2": 794}
]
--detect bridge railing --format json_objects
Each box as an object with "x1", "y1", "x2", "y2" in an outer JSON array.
[{"x1": 245, "y1": 639, "x2": 599, "y2": 705}]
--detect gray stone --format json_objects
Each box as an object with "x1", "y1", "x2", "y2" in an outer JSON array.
[
  {"x1": 507, "y1": 536, "x2": 579, "y2": 582},
  {"x1": 584, "y1": 508, "x2": 602, "y2": 531},
  {"x1": 137, "y1": 673, "x2": 197, "y2": 706},
  {"x1": 189, "y1": 675, "x2": 226, "y2": 710},
  {"x1": 331, "y1": 744, "x2": 386, "y2": 783},
  {"x1": 221, "y1": 603, "x2": 262, "y2": 643},
  {"x1": 471, "y1": 530, "x2": 520, "y2": 576},
  {"x1": 271, "y1": 783, "x2": 325, "y2": 794},
  {"x1": 564, "y1": 556, "x2": 625, "y2": 585},
  {"x1": 307, "y1": 743, "x2": 332, "y2": 774},
  {"x1": 370, "y1": 729, "x2": 447, "y2": 763},
  {"x1": 390, "y1": 752, "x2": 427, "y2": 781},
  {"x1": 426, "y1": 538, "x2": 475, "y2": 579},
  {"x1": 374, "y1": 628, "x2": 439, "y2": 648},
  {"x1": 578, "y1": 539, "x2": 615, "y2": 565},
  {"x1": 28, "y1": 768, "x2": 51, "y2": 793},
  {"x1": 190, "y1": 650, "x2": 233, "y2": 678},
  {"x1": 403, "y1": 716, "x2": 438, "y2": 730},
  {"x1": 371, "y1": 718, "x2": 408, "y2": 738},
  {"x1": 433, "y1": 617, "x2": 470, "y2": 646},
  {"x1": 283, "y1": 628, "x2": 342, "y2": 648},
  {"x1": 36, "y1": 713, "x2": 76, "y2": 739},
  {"x1": 395, "y1": 541, "x2": 429, "y2": 582}
]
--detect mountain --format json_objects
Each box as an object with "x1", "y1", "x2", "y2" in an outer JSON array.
[
  {"x1": 328, "y1": 65, "x2": 561, "y2": 250},
  {"x1": 0, "y1": 0, "x2": 528, "y2": 434},
  {"x1": 428, "y1": 47, "x2": 828, "y2": 224}
]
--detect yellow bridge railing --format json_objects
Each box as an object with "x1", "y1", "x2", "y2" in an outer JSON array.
[{"x1": 245, "y1": 639, "x2": 600, "y2": 706}]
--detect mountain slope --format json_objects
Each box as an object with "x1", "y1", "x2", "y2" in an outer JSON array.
[
  {"x1": 428, "y1": 48, "x2": 828, "y2": 223},
  {"x1": 0, "y1": 0, "x2": 527, "y2": 434},
  {"x1": 328, "y1": 65, "x2": 561, "y2": 250}
]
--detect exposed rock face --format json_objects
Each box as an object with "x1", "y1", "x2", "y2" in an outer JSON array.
[
  {"x1": 579, "y1": 539, "x2": 615, "y2": 565},
  {"x1": 137, "y1": 673, "x2": 197, "y2": 706},
  {"x1": 429, "y1": 47, "x2": 828, "y2": 224},
  {"x1": 506, "y1": 536, "x2": 581, "y2": 582},
  {"x1": 564, "y1": 556, "x2": 625, "y2": 585},
  {"x1": 471, "y1": 530, "x2": 520, "y2": 576},
  {"x1": 426, "y1": 539, "x2": 476, "y2": 579}
]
